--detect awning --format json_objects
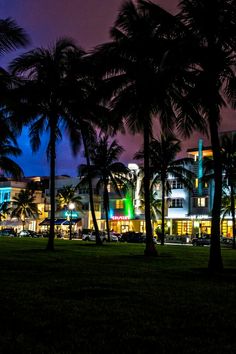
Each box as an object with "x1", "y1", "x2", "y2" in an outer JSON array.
[
  {"x1": 39, "y1": 218, "x2": 50, "y2": 226},
  {"x1": 39, "y1": 218, "x2": 81, "y2": 226}
]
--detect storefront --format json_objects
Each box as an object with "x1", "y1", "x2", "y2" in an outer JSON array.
[{"x1": 39, "y1": 218, "x2": 81, "y2": 237}]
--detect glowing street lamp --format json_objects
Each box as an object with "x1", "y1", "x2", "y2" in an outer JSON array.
[{"x1": 68, "y1": 202, "x2": 75, "y2": 240}]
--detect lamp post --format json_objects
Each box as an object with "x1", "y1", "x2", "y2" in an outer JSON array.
[{"x1": 68, "y1": 202, "x2": 75, "y2": 240}]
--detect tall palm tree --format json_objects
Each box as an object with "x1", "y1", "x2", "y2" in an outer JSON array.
[
  {"x1": 79, "y1": 135, "x2": 129, "y2": 242},
  {"x1": 10, "y1": 189, "x2": 39, "y2": 230},
  {"x1": 92, "y1": 0, "x2": 193, "y2": 256},
  {"x1": 136, "y1": 133, "x2": 194, "y2": 245},
  {"x1": 221, "y1": 133, "x2": 236, "y2": 249},
  {"x1": 10, "y1": 38, "x2": 80, "y2": 251},
  {"x1": 56, "y1": 47, "x2": 113, "y2": 245},
  {"x1": 175, "y1": 0, "x2": 236, "y2": 271}
]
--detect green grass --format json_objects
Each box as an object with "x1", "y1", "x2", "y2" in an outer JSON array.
[{"x1": 0, "y1": 238, "x2": 235, "y2": 353}]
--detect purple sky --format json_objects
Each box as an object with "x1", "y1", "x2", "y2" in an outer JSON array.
[{"x1": 1, "y1": 0, "x2": 236, "y2": 176}]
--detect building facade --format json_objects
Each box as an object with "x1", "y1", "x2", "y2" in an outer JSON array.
[{"x1": 0, "y1": 138, "x2": 234, "y2": 238}]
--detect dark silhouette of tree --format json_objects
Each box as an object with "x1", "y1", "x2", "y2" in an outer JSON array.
[
  {"x1": 79, "y1": 134, "x2": 128, "y2": 242},
  {"x1": 0, "y1": 136, "x2": 23, "y2": 178},
  {"x1": 92, "y1": 0, "x2": 193, "y2": 256},
  {"x1": 0, "y1": 18, "x2": 29, "y2": 55},
  {"x1": 63, "y1": 49, "x2": 112, "y2": 246},
  {"x1": 0, "y1": 17, "x2": 28, "y2": 180},
  {"x1": 221, "y1": 133, "x2": 236, "y2": 249},
  {"x1": 10, "y1": 38, "x2": 79, "y2": 251},
  {"x1": 136, "y1": 133, "x2": 194, "y2": 245},
  {"x1": 10, "y1": 189, "x2": 39, "y2": 230},
  {"x1": 175, "y1": 0, "x2": 236, "y2": 271}
]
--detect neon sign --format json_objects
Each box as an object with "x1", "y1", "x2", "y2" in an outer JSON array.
[
  {"x1": 111, "y1": 216, "x2": 130, "y2": 220},
  {"x1": 65, "y1": 211, "x2": 79, "y2": 218}
]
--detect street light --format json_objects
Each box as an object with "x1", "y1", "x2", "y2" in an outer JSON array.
[{"x1": 68, "y1": 202, "x2": 75, "y2": 240}]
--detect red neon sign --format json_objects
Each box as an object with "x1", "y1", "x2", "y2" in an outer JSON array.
[{"x1": 111, "y1": 216, "x2": 130, "y2": 220}]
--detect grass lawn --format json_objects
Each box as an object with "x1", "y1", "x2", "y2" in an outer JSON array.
[{"x1": 0, "y1": 238, "x2": 235, "y2": 353}]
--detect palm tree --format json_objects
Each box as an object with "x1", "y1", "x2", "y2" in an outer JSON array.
[
  {"x1": 0, "y1": 18, "x2": 29, "y2": 179},
  {"x1": 51, "y1": 46, "x2": 110, "y2": 246},
  {"x1": 175, "y1": 0, "x2": 236, "y2": 271},
  {"x1": 0, "y1": 17, "x2": 29, "y2": 122},
  {"x1": 56, "y1": 185, "x2": 83, "y2": 211},
  {"x1": 0, "y1": 201, "x2": 9, "y2": 221},
  {"x1": 92, "y1": 0, "x2": 190, "y2": 256},
  {"x1": 10, "y1": 189, "x2": 39, "y2": 230},
  {"x1": 136, "y1": 133, "x2": 194, "y2": 245},
  {"x1": 220, "y1": 133, "x2": 236, "y2": 249},
  {"x1": 79, "y1": 134, "x2": 129, "y2": 242},
  {"x1": 0, "y1": 136, "x2": 23, "y2": 178},
  {"x1": 0, "y1": 18, "x2": 29, "y2": 55},
  {"x1": 137, "y1": 181, "x2": 162, "y2": 233},
  {"x1": 56, "y1": 184, "x2": 83, "y2": 240},
  {"x1": 10, "y1": 38, "x2": 80, "y2": 251}
]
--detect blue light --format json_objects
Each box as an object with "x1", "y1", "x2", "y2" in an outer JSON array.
[
  {"x1": 108, "y1": 208, "x2": 114, "y2": 219},
  {"x1": 0, "y1": 188, "x2": 12, "y2": 204},
  {"x1": 198, "y1": 139, "x2": 203, "y2": 195}
]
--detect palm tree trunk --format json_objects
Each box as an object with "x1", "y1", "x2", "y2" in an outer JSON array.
[
  {"x1": 81, "y1": 130, "x2": 102, "y2": 245},
  {"x1": 208, "y1": 107, "x2": 223, "y2": 271},
  {"x1": 161, "y1": 176, "x2": 165, "y2": 246},
  {"x1": 46, "y1": 117, "x2": 56, "y2": 251},
  {"x1": 143, "y1": 120, "x2": 157, "y2": 256},
  {"x1": 104, "y1": 185, "x2": 110, "y2": 242},
  {"x1": 230, "y1": 183, "x2": 236, "y2": 249}
]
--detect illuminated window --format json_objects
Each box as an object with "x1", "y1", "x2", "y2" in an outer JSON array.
[
  {"x1": 195, "y1": 179, "x2": 198, "y2": 188},
  {"x1": 194, "y1": 198, "x2": 208, "y2": 207},
  {"x1": 116, "y1": 200, "x2": 124, "y2": 209},
  {"x1": 170, "y1": 199, "x2": 183, "y2": 208},
  {"x1": 198, "y1": 198, "x2": 205, "y2": 207},
  {"x1": 0, "y1": 189, "x2": 11, "y2": 203}
]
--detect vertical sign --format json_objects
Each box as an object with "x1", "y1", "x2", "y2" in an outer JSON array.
[{"x1": 198, "y1": 139, "x2": 203, "y2": 195}]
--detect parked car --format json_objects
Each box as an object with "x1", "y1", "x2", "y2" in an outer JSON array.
[
  {"x1": 109, "y1": 233, "x2": 119, "y2": 242},
  {"x1": 192, "y1": 235, "x2": 210, "y2": 246},
  {"x1": 82, "y1": 231, "x2": 119, "y2": 242},
  {"x1": 18, "y1": 230, "x2": 40, "y2": 238},
  {"x1": 121, "y1": 231, "x2": 146, "y2": 243},
  {"x1": 0, "y1": 228, "x2": 17, "y2": 237},
  {"x1": 82, "y1": 231, "x2": 104, "y2": 241},
  {"x1": 110, "y1": 232, "x2": 121, "y2": 241},
  {"x1": 81, "y1": 229, "x2": 92, "y2": 241},
  {"x1": 220, "y1": 236, "x2": 233, "y2": 246}
]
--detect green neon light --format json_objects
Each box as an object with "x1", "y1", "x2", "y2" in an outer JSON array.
[
  {"x1": 124, "y1": 190, "x2": 134, "y2": 219},
  {"x1": 198, "y1": 139, "x2": 203, "y2": 195}
]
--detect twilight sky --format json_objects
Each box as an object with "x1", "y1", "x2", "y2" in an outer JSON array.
[{"x1": 1, "y1": 0, "x2": 236, "y2": 177}]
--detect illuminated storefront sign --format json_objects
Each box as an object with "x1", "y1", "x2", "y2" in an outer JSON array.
[
  {"x1": 111, "y1": 216, "x2": 130, "y2": 221},
  {"x1": 64, "y1": 211, "x2": 79, "y2": 218}
]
